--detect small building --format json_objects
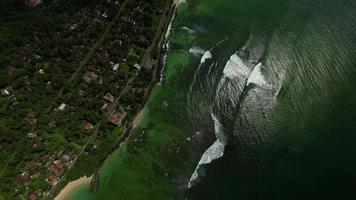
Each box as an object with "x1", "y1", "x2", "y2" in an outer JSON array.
[
  {"x1": 107, "y1": 111, "x2": 127, "y2": 126},
  {"x1": 113, "y1": 63, "x2": 120, "y2": 71},
  {"x1": 102, "y1": 103, "x2": 114, "y2": 112},
  {"x1": 83, "y1": 71, "x2": 98, "y2": 83},
  {"x1": 24, "y1": 0, "x2": 42, "y2": 6},
  {"x1": 16, "y1": 172, "x2": 29, "y2": 183},
  {"x1": 58, "y1": 103, "x2": 66, "y2": 111},
  {"x1": 107, "y1": 114, "x2": 120, "y2": 126},
  {"x1": 101, "y1": 103, "x2": 108, "y2": 111},
  {"x1": 83, "y1": 121, "x2": 94, "y2": 130},
  {"x1": 1, "y1": 89, "x2": 10, "y2": 96},
  {"x1": 28, "y1": 193, "x2": 38, "y2": 200},
  {"x1": 27, "y1": 132, "x2": 37, "y2": 139},
  {"x1": 24, "y1": 113, "x2": 37, "y2": 125},
  {"x1": 102, "y1": 93, "x2": 115, "y2": 103},
  {"x1": 137, "y1": 35, "x2": 149, "y2": 47},
  {"x1": 133, "y1": 63, "x2": 142, "y2": 71},
  {"x1": 7, "y1": 66, "x2": 16, "y2": 75},
  {"x1": 48, "y1": 175, "x2": 57, "y2": 186}
]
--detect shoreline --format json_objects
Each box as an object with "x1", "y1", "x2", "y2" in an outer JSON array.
[
  {"x1": 54, "y1": 176, "x2": 92, "y2": 200},
  {"x1": 53, "y1": 1, "x2": 183, "y2": 199}
]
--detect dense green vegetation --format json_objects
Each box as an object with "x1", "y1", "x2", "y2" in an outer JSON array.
[{"x1": 0, "y1": 0, "x2": 167, "y2": 199}]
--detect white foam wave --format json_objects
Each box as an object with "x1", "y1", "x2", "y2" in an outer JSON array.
[
  {"x1": 247, "y1": 63, "x2": 267, "y2": 86},
  {"x1": 182, "y1": 26, "x2": 195, "y2": 34},
  {"x1": 200, "y1": 51, "x2": 212, "y2": 64},
  {"x1": 164, "y1": 7, "x2": 177, "y2": 39},
  {"x1": 188, "y1": 139, "x2": 225, "y2": 188},
  {"x1": 188, "y1": 113, "x2": 226, "y2": 188},
  {"x1": 211, "y1": 113, "x2": 227, "y2": 144},
  {"x1": 189, "y1": 47, "x2": 206, "y2": 56},
  {"x1": 223, "y1": 53, "x2": 251, "y2": 79}
]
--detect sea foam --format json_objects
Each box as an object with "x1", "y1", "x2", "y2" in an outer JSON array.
[
  {"x1": 200, "y1": 50, "x2": 212, "y2": 64},
  {"x1": 182, "y1": 26, "x2": 195, "y2": 34},
  {"x1": 189, "y1": 47, "x2": 206, "y2": 56},
  {"x1": 188, "y1": 113, "x2": 226, "y2": 188},
  {"x1": 247, "y1": 63, "x2": 267, "y2": 86},
  {"x1": 223, "y1": 54, "x2": 251, "y2": 79}
]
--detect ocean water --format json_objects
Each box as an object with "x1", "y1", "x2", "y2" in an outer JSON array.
[{"x1": 69, "y1": 0, "x2": 356, "y2": 199}]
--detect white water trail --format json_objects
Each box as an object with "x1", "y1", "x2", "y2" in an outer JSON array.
[
  {"x1": 189, "y1": 50, "x2": 212, "y2": 92},
  {"x1": 189, "y1": 47, "x2": 206, "y2": 56},
  {"x1": 246, "y1": 63, "x2": 267, "y2": 87},
  {"x1": 200, "y1": 50, "x2": 212, "y2": 64},
  {"x1": 215, "y1": 53, "x2": 251, "y2": 107},
  {"x1": 159, "y1": 7, "x2": 177, "y2": 85},
  {"x1": 188, "y1": 113, "x2": 226, "y2": 188},
  {"x1": 182, "y1": 26, "x2": 196, "y2": 34},
  {"x1": 223, "y1": 53, "x2": 251, "y2": 79}
]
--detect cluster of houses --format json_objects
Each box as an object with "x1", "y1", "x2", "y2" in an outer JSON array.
[
  {"x1": 102, "y1": 93, "x2": 128, "y2": 126},
  {"x1": 15, "y1": 151, "x2": 75, "y2": 199},
  {"x1": 1, "y1": 0, "x2": 168, "y2": 199}
]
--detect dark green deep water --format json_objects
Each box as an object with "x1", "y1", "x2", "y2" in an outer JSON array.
[{"x1": 70, "y1": 0, "x2": 356, "y2": 199}]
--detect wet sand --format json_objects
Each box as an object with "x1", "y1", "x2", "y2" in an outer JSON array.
[{"x1": 54, "y1": 176, "x2": 92, "y2": 200}]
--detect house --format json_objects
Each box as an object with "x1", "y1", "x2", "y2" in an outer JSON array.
[
  {"x1": 101, "y1": 103, "x2": 113, "y2": 112},
  {"x1": 102, "y1": 93, "x2": 114, "y2": 103},
  {"x1": 24, "y1": 0, "x2": 42, "y2": 6},
  {"x1": 58, "y1": 103, "x2": 66, "y2": 111},
  {"x1": 16, "y1": 172, "x2": 29, "y2": 183},
  {"x1": 113, "y1": 63, "x2": 120, "y2": 71},
  {"x1": 28, "y1": 193, "x2": 38, "y2": 200},
  {"x1": 1, "y1": 89, "x2": 10, "y2": 96},
  {"x1": 83, "y1": 121, "x2": 94, "y2": 130},
  {"x1": 133, "y1": 63, "x2": 142, "y2": 71},
  {"x1": 32, "y1": 144, "x2": 38, "y2": 149},
  {"x1": 24, "y1": 113, "x2": 37, "y2": 125},
  {"x1": 83, "y1": 71, "x2": 98, "y2": 83},
  {"x1": 107, "y1": 114, "x2": 120, "y2": 126},
  {"x1": 70, "y1": 23, "x2": 79, "y2": 30},
  {"x1": 137, "y1": 35, "x2": 149, "y2": 47},
  {"x1": 47, "y1": 161, "x2": 64, "y2": 186},
  {"x1": 27, "y1": 132, "x2": 37, "y2": 139},
  {"x1": 7, "y1": 66, "x2": 16, "y2": 75},
  {"x1": 113, "y1": 81, "x2": 119, "y2": 89},
  {"x1": 101, "y1": 103, "x2": 108, "y2": 111},
  {"x1": 48, "y1": 175, "x2": 57, "y2": 186},
  {"x1": 107, "y1": 111, "x2": 127, "y2": 126}
]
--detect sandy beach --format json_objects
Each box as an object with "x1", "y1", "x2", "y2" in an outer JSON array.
[
  {"x1": 54, "y1": 176, "x2": 92, "y2": 200},
  {"x1": 174, "y1": 0, "x2": 186, "y2": 5}
]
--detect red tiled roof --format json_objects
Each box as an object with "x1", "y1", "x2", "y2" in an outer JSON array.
[
  {"x1": 108, "y1": 115, "x2": 121, "y2": 125},
  {"x1": 83, "y1": 121, "x2": 94, "y2": 130},
  {"x1": 102, "y1": 93, "x2": 115, "y2": 103},
  {"x1": 28, "y1": 193, "x2": 37, "y2": 200},
  {"x1": 16, "y1": 173, "x2": 29, "y2": 183},
  {"x1": 48, "y1": 175, "x2": 57, "y2": 186},
  {"x1": 107, "y1": 111, "x2": 127, "y2": 126}
]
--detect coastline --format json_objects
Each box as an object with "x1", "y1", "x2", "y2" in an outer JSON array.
[
  {"x1": 54, "y1": 176, "x2": 92, "y2": 200},
  {"x1": 53, "y1": 1, "x2": 184, "y2": 199}
]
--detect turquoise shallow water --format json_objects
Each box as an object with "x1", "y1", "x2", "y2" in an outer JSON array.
[{"x1": 70, "y1": 0, "x2": 356, "y2": 199}]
